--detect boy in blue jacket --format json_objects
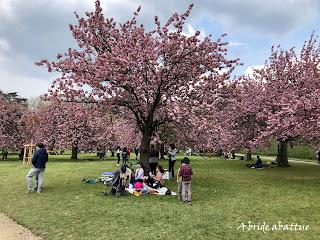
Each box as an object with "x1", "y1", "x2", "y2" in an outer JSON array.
[{"x1": 26, "y1": 143, "x2": 48, "y2": 193}]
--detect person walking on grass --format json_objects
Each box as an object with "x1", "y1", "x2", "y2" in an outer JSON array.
[
  {"x1": 26, "y1": 143, "x2": 48, "y2": 194},
  {"x1": 168, "y1": 144, "x2": 177, "y2": 178},
  {"x1": 179, "y1": 157, "x2": 193, "y2": 204}
]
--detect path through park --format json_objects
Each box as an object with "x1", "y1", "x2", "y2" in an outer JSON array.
[{"x1": 0, "y1": 212, "x2": 42, "y2": 240}]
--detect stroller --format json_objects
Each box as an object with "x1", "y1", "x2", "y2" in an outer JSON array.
[{"x1": 103, "y1": 165, "x2": 132, "y2": 196}]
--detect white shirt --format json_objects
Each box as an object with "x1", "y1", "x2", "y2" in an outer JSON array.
[{"x1": 168, "y1": 148, "x2": 177, "y2": 161}]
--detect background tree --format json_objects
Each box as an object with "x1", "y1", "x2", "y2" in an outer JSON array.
[
  {"x1": 0, "y1": 91, "x2": 26, "y2": 150},
  {"x1": 252, "y1": 34, "x2": 320, "y2": 166}
]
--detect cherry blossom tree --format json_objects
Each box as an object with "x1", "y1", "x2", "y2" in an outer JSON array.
[
  {"x1": 21, "y1": 102, "x2": 96, "y2": 159},
  {"x1": 212, "y1": 79, "x2": 267, "y2": 160},
  {"x1": 21, "y1": 101, "x2": 140, "y2": 159},
  {"x1": 252, "y1": 34, "x2": 320, "y2": 166},
  {"x1": 36, "y1": 1, "x2": 239, "y2": 170},
  {"x1": 0, "y1": 91, "x2": 26, "y2": 150}
]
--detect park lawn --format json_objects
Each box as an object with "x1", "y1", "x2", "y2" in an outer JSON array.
[{"x1": 0, "y1": 155, "x2": 320, "y2": 240}]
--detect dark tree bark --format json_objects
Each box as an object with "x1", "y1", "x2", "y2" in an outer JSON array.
[
  {"x1": 140, "y1": 131, "x2": 151, "y2": 174},
  {"x1": 71, "y1": 145, "x2": 78, "y2": 160},
  {"x1": 246, "y1": 149, "x2": 252, "y2": 160},
  {"x1": 277, "y1": 140, "x2": 290, "y2": 167}
]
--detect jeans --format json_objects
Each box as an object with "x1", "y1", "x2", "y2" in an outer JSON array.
[
  {"x1": 182, "y1": 181, "x2": 191, "y2": 202},
  {"x1": 26, "y1": 167, "x2": 45, "y2": 192}
]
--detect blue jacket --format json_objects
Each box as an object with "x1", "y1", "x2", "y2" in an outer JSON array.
[{"x1": 32, "y1": 148, "x2": 48, "y2": 169}]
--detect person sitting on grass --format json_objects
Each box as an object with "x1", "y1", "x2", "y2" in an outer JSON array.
[
  {"x1": 254, "y1": 156, "x2": 263, "y2": 168},
  {"x1": 134, "y1": 163, "x2": 144, "y2": 181},
  {"x1": 154, "y1": 165, "x2": 164, "y2": 187},
  {"x1": 134, "y1": 179, "x2": 144, "y2": 190},
  {"x1": 247, "y1": 155, "x2": 264, "y2": 168},
  {"x1": 178, "y1": 157, "x2": 193, "y2": 204},
  {"x1": 144, "y1": 165, "x2": 165, "y2": 189}
]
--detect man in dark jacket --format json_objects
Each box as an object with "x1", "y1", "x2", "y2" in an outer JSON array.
[{"x1": 26, "y1": 143, "x2": 48, "y2": 193}]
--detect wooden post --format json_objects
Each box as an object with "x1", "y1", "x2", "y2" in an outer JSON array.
[{"x1": 23, "y1": 142, "x2": 36, "y2": 167}]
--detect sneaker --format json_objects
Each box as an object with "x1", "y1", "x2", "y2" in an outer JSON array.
[
  {"x1": 25, "y1": 189, "x2": 34, "y2": 194},
  {"x1": 37, "y1": 191, "x2": 41, "y2": 193}
]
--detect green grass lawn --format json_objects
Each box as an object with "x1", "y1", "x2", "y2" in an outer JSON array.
[{"x1": 0, "y1": 154, "x2": 319, "y2": 240}]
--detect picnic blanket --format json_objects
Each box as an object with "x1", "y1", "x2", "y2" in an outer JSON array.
[{"x1": 126, "y1": 185, "x2": 177, "y2": 196}]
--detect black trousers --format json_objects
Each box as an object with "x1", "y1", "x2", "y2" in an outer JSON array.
[
  {"x1": 150, "y1": 162, "x2": 158, "y2": 175},
  {"x1": 117, "y1": 153, "x2": 120, "y2": 164},
  {"x1": 169, "y1": 160, "x2": 176, "y2": 177}
]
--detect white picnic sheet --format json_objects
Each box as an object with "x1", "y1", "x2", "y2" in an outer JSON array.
[{"x1": 126, "y1": 185, "x2": 177, "y2": 196}]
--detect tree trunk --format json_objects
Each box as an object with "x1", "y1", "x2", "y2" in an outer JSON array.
[
  {"x1": 71, "y1": 145, "x2": 78, "y2": 160},
  {"x1": 277, "y1": 140, "x2": 290, "y2": 167},
  {"x1": 140, "y1": 132, "x2": 151, "y2": 175},
  {"x1": 160, "y1": 143, "x2": 165, "y2": 159},
  {"x1": 246, "y1": 149, "x2": 252, "y2": 160},
  {"x1": 111, "y1": 150, "x2": 114, "y2": 157}
]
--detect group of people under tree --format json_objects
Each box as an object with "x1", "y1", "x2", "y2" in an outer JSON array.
[
  {"x1": 111, "y1": 142, "x2": 192, "y2": 202},
  {"x1": 132, "y1": 153, "x2": 192, "y2": 203},
  {"x1": 114, "y1": 143, "x2": 177, "y2": 178},
  {"x1": 116, "y1": 146, "x2": 139, "y2": 165}
]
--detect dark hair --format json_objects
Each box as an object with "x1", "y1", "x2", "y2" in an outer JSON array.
[
  {"x1": 37, "y1": 143, "x2": 45, "y2": 148},
  {"x1": 182, "y1": 157, "x2": 190, "y2": 164},
  {"x1": 136, "y1": 179, "x2": 143, "y2": 183},
  {"x1": 170, "y1": 144, "x2": 175, "y2": 149},
  {"x1": 123, "y1": 147, "x2": 127, "y2": 152},
  {"x1": 121, "y1": 164, "x2": 127, "y2": 173},
  {"x1": 150, "y1": 144, "x2": 155, "y2": 149},
  {"x1": 157, "y1": 165, "x2": 165, "y2": 173},
  {"x1": 117, "y1": 146, "x2": 120, "y2": 150}
]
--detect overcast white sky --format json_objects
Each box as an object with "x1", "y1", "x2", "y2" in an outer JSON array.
[{"x1": 1, "y1": 0, "x2": 320, "y2": 98}]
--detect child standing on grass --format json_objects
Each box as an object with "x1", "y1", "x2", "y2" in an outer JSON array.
[
  {"x1": 178, "y1": 157, "x2": 193, "y2": 204},
  {"x1": 177, "y1": 160, "x2": 185, "y2": 201}
]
